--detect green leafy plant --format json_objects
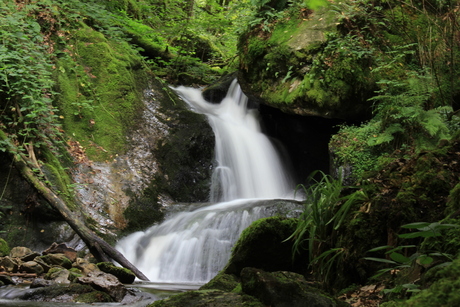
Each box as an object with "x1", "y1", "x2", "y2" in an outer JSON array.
[
  {"x1": 289, "y1": 170, "x2": 368, "y2": 284},
  {"x1": 365, "y1": 221, "x2": 458, "y2": 295}
]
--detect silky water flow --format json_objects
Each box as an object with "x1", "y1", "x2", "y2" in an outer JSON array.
[{"x1": 116, "y1": 80, "x2": 296, "y2": 285}]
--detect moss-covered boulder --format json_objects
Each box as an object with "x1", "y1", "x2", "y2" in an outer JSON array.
[
  {"x1": 97, "y1": 262, "x2": 135, "y2": 284},
  {"x1": 224, "y1": 217, "x2": 308, "y2": 276},
  {"x1": 20, "y1": 283, "x2": 113, "y2": 303},
  {"x1": 238, "y1": 5, "x2": 376, "y2": 120},
  {"x1": 147, "y1": 289, "x2": 264, "y2": 307},
  {"x1": 200, "y1": 272, "x2": 240, "y2": 292},
  {"x1": 241, "y1": 268, "x2": 342, "y2": 307}
]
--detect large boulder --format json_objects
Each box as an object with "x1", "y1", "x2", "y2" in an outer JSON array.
[
  {"x1": 241, "y1": 268, "x2": 340, "y2": 307},
  {"x1": 224, "y1": 217, "x2": 308, "y2": 276},
  {"x1": 77, "y1": 270, "x2": 127, "y2": 302},
  {"x1": 238, "y1": 6, "x2": 375, "y2": 120},
  {"x1": 147, "y1": 289, "x2": 264, "y2": 307}
]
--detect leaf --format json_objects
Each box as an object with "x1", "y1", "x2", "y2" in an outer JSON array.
[
  {"x1": 390, "y1": 252, "x2": 410, "y2": 264},
  {"x1": 417, "y1": 255, "x2": 434, "y2": 266},
  {"x1": 401, "y1": 222, "x2": 431, "y2": 229},
  {"x1": 368, "y1": 245, "x2": 393, "y2": 252},
  {"x1": 398, "y1": 231, "x2": 440, "y2": 239},
  {"x1": 364, "y1": 257, "x2": 398, "y2": 264}
]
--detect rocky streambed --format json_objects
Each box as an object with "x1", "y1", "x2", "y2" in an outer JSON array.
[{"x1": 0, "y1": 243, "x2": 160, "y2": 305}]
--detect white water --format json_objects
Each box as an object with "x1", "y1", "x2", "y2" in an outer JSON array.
[{"x1": 116, "y1": 80, "x2": 295, "y2": 284}]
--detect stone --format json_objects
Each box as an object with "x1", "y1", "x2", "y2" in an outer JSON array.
[
  {"x1": 46, "y1": 268, "x2": 71, "y2": 284},
  {"x1": 77, "y1": 271, "x2": 127, "y2": 302},
  {"x1": 30, "y1": 278, "x2": 56, "y2": 288},
  {"x1": 224, "y1": 217, "x2": 308, "y2": 276},
  {"x1": 43, "y1": 242, "x2": 77, "y2": 262},
  {"x1": 148, "y1": 289, "x2": 264, "y2": 307},
  {"x1": 10, "y1": 246, "x2": 33, "y2": 258},
  {"x1": 0, "y1": 274, "x2": 15, "y2": 285},
  {"x1": 20, "y1": 261, "x2": 44, "y2": 275},
  {"x1": 73, "y1": 257, "x2": 98, "y2": 275},
  {"x1": 33, "y1": 256, "x2": 51, "y2": 273},
  {"x1": 241, "y1": 268, "x2": 338, "y2": 307},
  {"x1": 0, "y1": 256, "x2": 19, "y2": 272},
  {"x1": 38, "y1": 253, "x2": 72, "y2": 269},
  {"x1": 97, "y1": 262, "x2": 135, "y2": 284},
  {"x1": 21, "y1": 252, "x2": 41, "y2": 262}
]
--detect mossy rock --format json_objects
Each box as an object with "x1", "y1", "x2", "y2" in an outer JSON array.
[
  {"x1": 238, "y1": 6, "x2": 376, "y2": 120},
  {"x1": 97, "y1": 262, "x2": 136, "y2": 284},
  {"x1": 147, "y1": 289, "x2": 264, "y2": 307},
  {"x1": 200, "y1": 272, "x2": 240, "y2": 292},
  {"x1": 241, "y1": 268, "x2": 344, "y2": 307},
  {"x1": 0, "y1": 239, "x2": 10, "y2": 257},
  {"x1": 20, "y1": 283, "x2": 110, "y2": 302},
  {"x1": 224, "y1": 217, "x2": 308, "y2": 276},
  {"x1": 75, "y1": 290, "x2": 114, "y2": 303}
]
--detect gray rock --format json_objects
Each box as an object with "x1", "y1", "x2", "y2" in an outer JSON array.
[
  {"x1": 30, "y1": 278, "x2": 57, "y2": 288},
  {"x1": 77, "y1": 271, "x2": 126, "y2": 302}
]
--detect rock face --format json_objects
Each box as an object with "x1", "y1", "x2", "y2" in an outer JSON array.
[{"x1": 238, "y1": 6, "x2": 375, "y2": 120}]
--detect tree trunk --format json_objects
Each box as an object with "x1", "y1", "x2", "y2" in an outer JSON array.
[{"x1": 0, "y1": 131, "x2": 149, "y2": 281}]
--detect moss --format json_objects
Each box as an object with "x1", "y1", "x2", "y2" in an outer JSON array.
[
  {"x1": 224, "y1": 217, "x2": 308, "y2": 276},
  {"x1": 55, "y1": 24, "x2": 148, "y2": 162},
  {"x1": 0, "y1": 239, "x2": 10, "y2": 256},
  {"x1": 75, "y1": 290, "x2": 114, "y2": 303},
  {"x1": 147, "y1": 289, "x2": 264, "y2": 307},
  {"x1": 97, "y1": 262, "x2": 135, "y2": 284},
  {"x1": 200, "y1": 272, "x2": 240, "y2": 292}
]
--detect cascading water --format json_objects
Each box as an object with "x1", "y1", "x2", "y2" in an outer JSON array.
[{"x1": 116, "y1": 80, "x2": 295, "y2": 284}]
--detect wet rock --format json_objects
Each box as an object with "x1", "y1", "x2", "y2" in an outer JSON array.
[
  {"x1": 0, "y1": 256, "x2": 19, "y2": 272},
  {"x1": 97, "y1": 262, "x2": 135, "y2": 284},
  {"x1": 77, "y1": 270, "x2": 127, "y2": 302},
  {"x1": 38, "y1": 253, "x2": 72, "y2": 269},
  {"x1": 10, "y1": 247, "x2": 33, "y2": 258},
  {"x1": 0, "y1": 274, "x2": 15, "y2": 285},
  {"x1": 33, "y1": 256, "x2": 51, "y2": 273},
  {"x1": 43, "y1": 243, "x2": 77, "y2": 262},
  {"x1": 45, "y1": 268, "x2": 71, "y2": 284},
  {"x1": 19, "y1": 261, "x2": 44, "y2": 275},
  {"x1": 241, "y1": 268, "x2": 338, "y2": 307},
  {"x1": 20, "y1": 283, "x2": 112, "y2": 303},
  {"x1": 30, "y1": 278, "x2": 56, "y2": 288},
  {"x1": 147, "y1": 289, "x2": 264, "y2": 307}
]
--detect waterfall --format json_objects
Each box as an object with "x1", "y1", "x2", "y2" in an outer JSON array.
[{"x1": 116, "y1": 80, "x2": 295, "y2": 284}]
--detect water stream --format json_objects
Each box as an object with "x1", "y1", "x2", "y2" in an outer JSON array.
[{"x1": 115, "y1": 80, "x2": 296, "y2": 285}]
